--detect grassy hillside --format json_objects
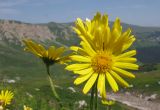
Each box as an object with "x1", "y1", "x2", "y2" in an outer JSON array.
[
  {"x1": 137, "y1": 46, "x2": 160, "y2": 63},
  {"x1": 129, "y1": 70, "x2": 160, "y2": 95}
]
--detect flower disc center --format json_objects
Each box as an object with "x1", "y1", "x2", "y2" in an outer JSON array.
[{"x1": 91, "y1": 52, "x2": 112, "y2": 73}]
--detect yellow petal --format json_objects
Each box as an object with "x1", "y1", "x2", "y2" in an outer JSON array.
[
  {"x1": 112, "y1": 67, "x2": 135, "y2": 78},
  {"x1": 116, "y1": 58, "x2": 137, "y2": 63},
  {"x1": 114, "y1": 62, "x2": 139, "y2": 70},
  {"x1": 102, "y1": 100, "x2": 115, "y2": 105},
  {"x1": 110, "y1": 71, "x2": 129, "y2": 87},
  {"x1": 23, "y1": 40, "x2": 42, "y2": 57},
  {"x1": 28, "y1": 41, "x2": 43, "y2": 55},
  {"x1": 42, "y1": 51, "x2": 48, "y2": 58},
  {"x1": 85, "y1": 18, "x2": 92, "y2": 33},
  {"x1": 76, "y1": 18, "x2": 86, "y2": 34},
  {"x1": 122, "y1": 35, "x2": 136, "y2": 51},
  {"x1": 93, "y1": 12, "x2": 101, "y2": 21},
  {"x1": 110, "y1": 18, "x2": 122, "y2": 43},
  {"x1": 52, "y1": 47, "x2": 65, "y2": 59},
  {"x1": 94, "y1": 26, "x2": 103, "y2": 49},
  {"x1": 73, "y1": 27, "x2": 81, "y2": 35},
  {"x1": 24, "y1": 47, "x2": 42, "y2": 57},
  {"x1": 80, "y1": 41, "x2": 96, "y2": 56},
  {"x1": 117, "y1": 50, "x2": 136, "y2": 58},
  {"x1": 70, "y1": 55, "x2": 91, "y2": 62},
  {"x1": 48, "y1": 46, "x2": 55, "y2": 59},
  {"x1": 102, "y1": 82, "x2": 107, "y2": 99},
  {"x1": 38, "y1": 44, "x2": 46, "y2": 53},
  {"x1": 122, "y1": 28, "x2": 131, "y2": 38},
  {"x1": 65, "y1": 64, "x2": 90, "y2": 71},
  {"x1": 73, "y1": 26, "x2": 92, "y2": 49},
  {"x1": 83, "y1": 73, "x2": 98, "y2": 94},
  {"x1": 74, "y1": 21, "x2": 96, "y2": 51},
  {"x1": 112, "y1": 28, "x2": 131, "y2": 53},
  {"x1": 99, "y1": 83, "x2": 107, "y2": 103},
  {"x1": 103, "y1": 27, "x2": 111, "y2": 50},
  {"x1": 106, "y1": 72, "x2": 119, "y2": 92},
  {"x1": 112, "y1": 18, "x2": 122, "y2": 33},
  {"x1": 70, "y1": 46, "x2": 79, "y2": 51},
  {"x1": 102, "y1": 14, "x2": 109, "y2": 27},
  {"x1": 70, "y1": 46, "x2": 88, "y2": 56},
  {"x1": 74, "y1": 71, "x2": 93, "y2": 85},
  {"x1": 74, "y1": 68, "x2": 93, "y2": 75},
  {"x1": 97, "y1": 73, "x2": 105, "y2": 96}
]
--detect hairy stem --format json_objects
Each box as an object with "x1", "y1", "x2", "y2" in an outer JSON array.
[
  {"x1": 90, "y1": 83, "x2": 95, "y2": 110},
  {"x1": 107, "y1": 105, "x2": 112, "y2": 110},
  {"x1": 46, "y1": 65, "x2": 62, "y2": 108},
  {"x1": 95, "y1": 80, "x2": 98, "y2": 110}
]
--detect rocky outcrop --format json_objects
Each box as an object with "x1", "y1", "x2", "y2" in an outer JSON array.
[{"x1": 0, "y1": 20, "x2": 56, "y2": 44}]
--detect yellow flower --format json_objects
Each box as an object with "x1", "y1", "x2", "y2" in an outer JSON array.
[
  {"x1": 66, "y1": 12, "x2": 138, "y2": 100},
  {"x1": 23, "y1": 39, "x2": 68, "y2": 65},
  {"x1": 0, "y1": 90, "x2": 14, "y2": 106},
  {"x1": 24, "y1": 105, "x2": 32, "y2": 110},
  {"x1": 23, "y1": 39, "x2": 70, "y2": 106}
]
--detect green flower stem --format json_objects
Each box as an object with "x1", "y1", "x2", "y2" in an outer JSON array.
[
  {"x1": 95, "y1": 80, "x2": 98, "y2": 110},
  {"x1": 46, "y1": 65, "x2": 62, "y2": 108},
  {"x1": 90, "y1": 83, "x2": 95, "y2": 110},
  {"x1": 107, "y1": 105, "x2": 112, "y2": 110},
  {"x1": 90, "y1": 78, "x2": 99, "y2": 110}
]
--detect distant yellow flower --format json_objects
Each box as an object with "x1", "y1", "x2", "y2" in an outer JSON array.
[
  {"x1": 24, "y1": 105, "x2": 32, "y2": 110},
  {"x1": 66, "y1": 12, "x2": 138, "y2": 100},
  {"x1": 23, "y1": 39, "x2": 69, "y2": 108},
  {"x1": 102, "y1": 100, "x2": 115, "y2": 105},
  {"x1": 23, "y1": 39, "x2": 68, "y2": 65},
  {"x1": 0, "y1": 106, "x2": 3, "y2": 110},
  {"x1": 0, "y1": 90, "x2": 14, "y2": 106}
]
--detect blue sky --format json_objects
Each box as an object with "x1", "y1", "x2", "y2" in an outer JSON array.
[{"x1": 0, "y1": 0, "x2": 159, "y2": 26}]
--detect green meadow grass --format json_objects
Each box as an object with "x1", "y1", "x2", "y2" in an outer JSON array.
[
  {"x1": 0, "y1": 64, "x2": 135, "y2": 110},
  {"x1": 129, "y1": 70, "x2": 160, "y2": 95},
  {"x1": 0, "y1": 42, "x2": 159, "y2": 109}
]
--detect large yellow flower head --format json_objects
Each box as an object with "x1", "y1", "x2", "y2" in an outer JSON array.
[
  {"x1": 23, "y1": 39, "x2": 68, "y2": 66},
  {"x1": 66, "y1": 12, "x2": 138, "y2": 100},
  {"x1": 0, "y1": 90, "x2": 14, "y2": 106}
]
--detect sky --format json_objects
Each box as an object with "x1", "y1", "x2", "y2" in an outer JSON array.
[{"x1": 0, "y1": 0, "x2": 159, "y2": 27}]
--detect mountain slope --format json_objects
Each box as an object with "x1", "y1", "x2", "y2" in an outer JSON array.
[
  {"x1": 45, "y1": 21, "x2": 160, "y2": 47},
  {"x1": 1, "y1": 19, "x2": 160, "y2": 47},
  {"x1": 0, "y1": 19, "x2": 160, "y2": 63}
]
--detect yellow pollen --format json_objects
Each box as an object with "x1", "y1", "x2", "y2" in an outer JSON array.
[{"x1": 91, "y1": 52, "x2": 112, "y2": 73}]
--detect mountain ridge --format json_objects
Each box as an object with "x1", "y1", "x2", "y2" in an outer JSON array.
[{"x1": 0, "y1": 19, "x2": 160, "y2": 48}]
